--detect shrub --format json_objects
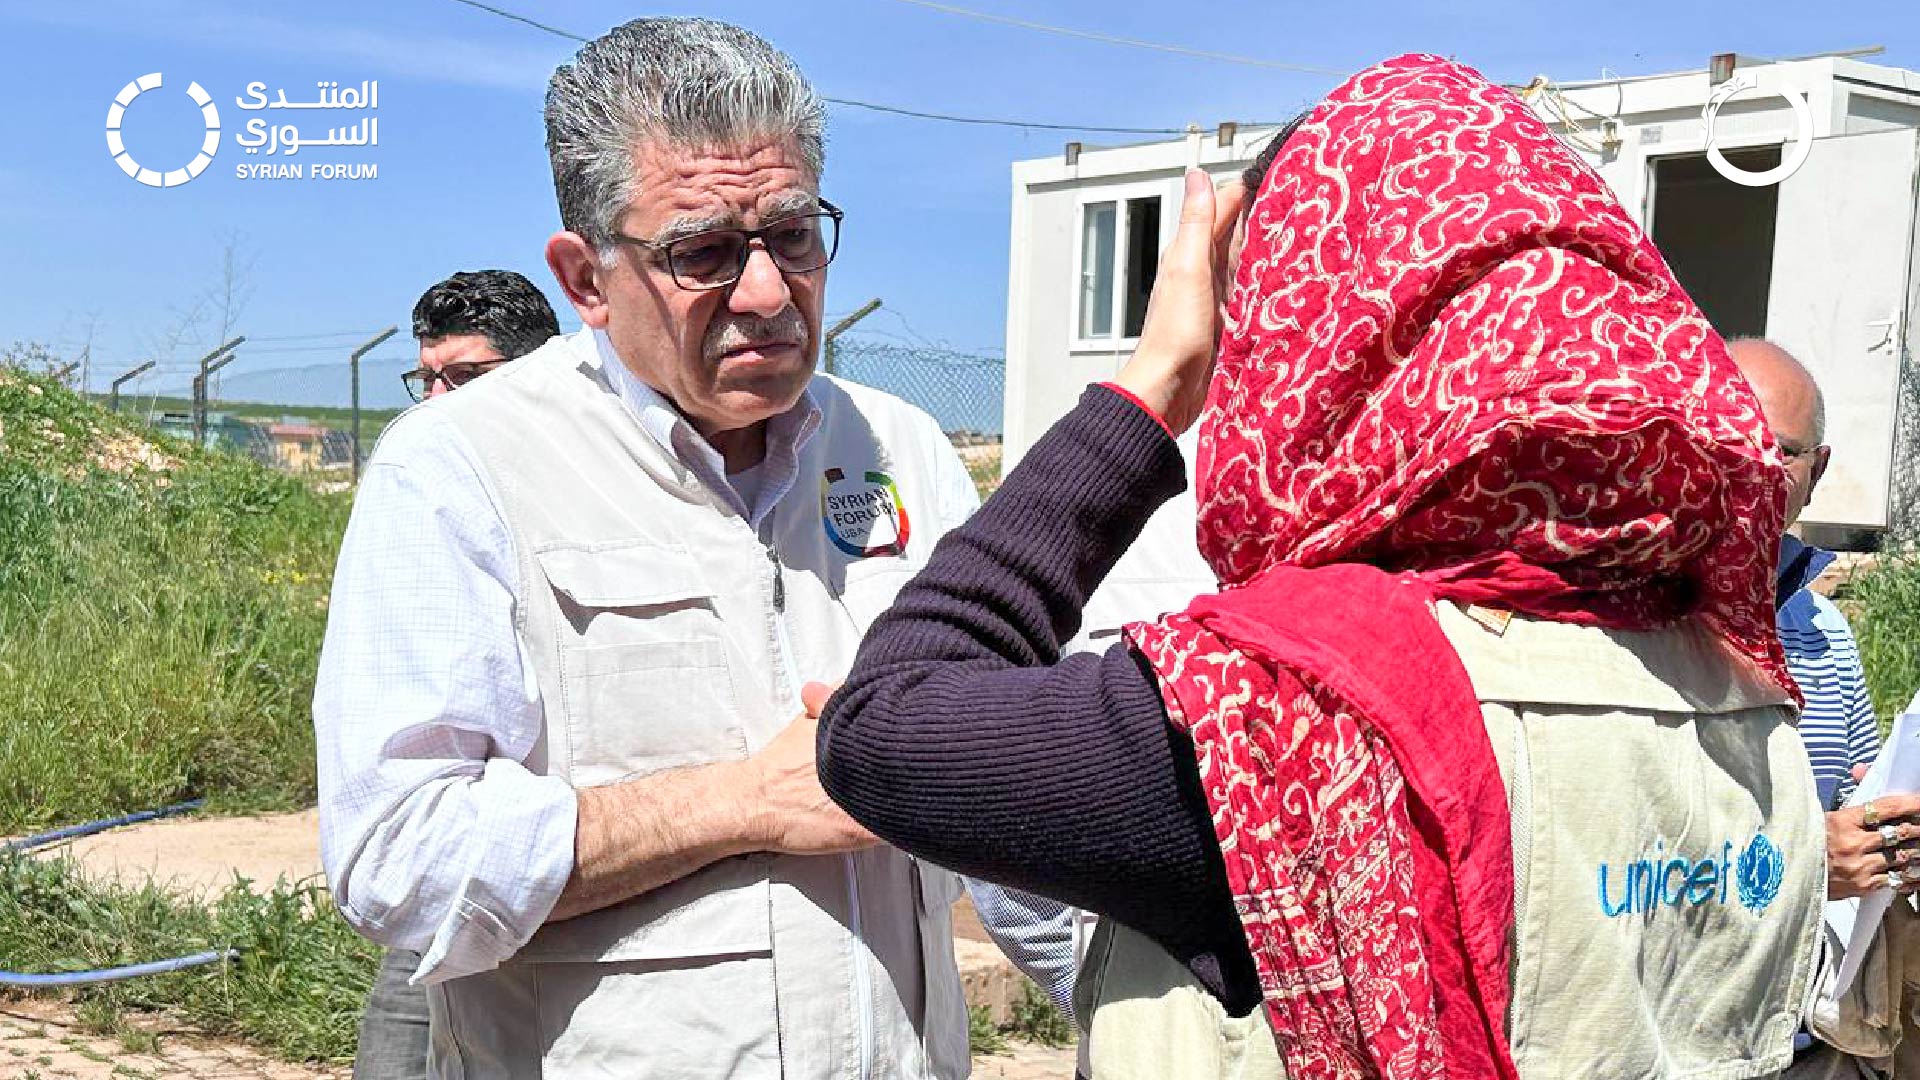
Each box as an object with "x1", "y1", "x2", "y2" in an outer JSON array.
[{"x1": 1853, "y1": 548, "x2": 1920, "y2": 721}]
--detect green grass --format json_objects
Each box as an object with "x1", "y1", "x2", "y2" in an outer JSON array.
[
  {"x1": 967, "y1": 980, "x2": 1074, "y2": 1056},
  {"x1": 1852, "y1": 548, "x2": 1920, "y2": 722},
  {"x1": 1007, "y1": 981, "x2": 1074, "y2": 1047},
  {"x1": 967, "y1": 1003, "x2": 1008, "y2": 1056},
  {"x1": 0, "y1": 369, "x2": 347, "y2": 832},
  {"x1": 0, "y1": 850, "x2": 377, "y2": 1063}
]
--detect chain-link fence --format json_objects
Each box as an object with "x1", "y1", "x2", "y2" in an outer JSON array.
[
  {"x1": 112, "y1": 353, "x2": 412, "y2": 480},
  {"x1": 22, "y1": 334, "x2": 1008, "y2": 487},
  {"x1": 825, "y1": 337, "x2": 1005, "y2": 439}
]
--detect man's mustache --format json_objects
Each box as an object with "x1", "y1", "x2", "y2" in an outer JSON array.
[{"x1": 705, "y1": 311, "x2": 809, "y2": 361}]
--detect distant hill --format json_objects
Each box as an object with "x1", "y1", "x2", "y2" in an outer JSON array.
[
  {"x1": 214, "y1": 357, "x2": 417, "y2": 411},
  {"x1": 129, "y1": 356, "x2": 417, "y2": 413}
]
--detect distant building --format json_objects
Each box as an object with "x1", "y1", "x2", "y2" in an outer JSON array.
[
  {"x1": 265, "y1": 421, "x2": 327, "y2": 472},
  {"x1": 147, "y1": 410, "x2": 271, "y2": 458},
  {"x1": 1003, "y1": 52, "x2": 1920, "y2": 546}
]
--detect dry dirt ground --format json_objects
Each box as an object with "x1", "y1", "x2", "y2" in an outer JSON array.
[
  {"x1": 12, "y1": 811, "x2": 1078, "y2": 1079},
  {"x1": 0, "y1": 997, "x2": 347, "y2": 1080},
  {"x1": 54, "y1": 810, "x2": 326, "y2": 898}
]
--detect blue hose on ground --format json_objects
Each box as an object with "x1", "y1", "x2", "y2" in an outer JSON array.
[
  {"x1": 4, "y1": 800, "x2": 234, "y2": 988},
  {"x1": 4, "y1": 799, "x2": 205, "y2": 852},
  {"x1": 0, "y1": 949, "x2": 240, "y2": 987}
]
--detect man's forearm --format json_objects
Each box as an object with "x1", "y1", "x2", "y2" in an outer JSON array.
[{"x1": 548, "y1": 759, "x2": 767, "y2": 923}]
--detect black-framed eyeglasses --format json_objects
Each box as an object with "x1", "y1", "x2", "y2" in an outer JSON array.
[
  {"x1": 401, "y1": 359, "x2": 507, "y2": 403},
  {"x1": 611, "y1": 200, "x2": 843, "y2": 292}
]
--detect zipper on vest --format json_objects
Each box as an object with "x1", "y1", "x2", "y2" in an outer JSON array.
[
  {"x1": 762, "y1": 508, "x2": 873, "y2": 1080},
  {"x1": 845, "y1": 855, "x2": 874, "y2": 1080},
  {"x1": 767, "y1": 543, "x2": 785, "y2": 613}
]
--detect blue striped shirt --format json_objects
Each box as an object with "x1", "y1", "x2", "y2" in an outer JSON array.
[{"x1": 1778, "y1": 570, "x2": 1881, "y2": 811}]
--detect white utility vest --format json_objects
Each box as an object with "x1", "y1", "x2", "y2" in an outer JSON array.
[
  {"x1": 419, "y1": 330, "x2": 968, "y2": 1079},
  {"x1": 1077, "y1": 605, "x2": 1826, "y2": 1080}
]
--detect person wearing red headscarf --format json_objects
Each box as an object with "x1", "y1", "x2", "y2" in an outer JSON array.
[{"x1": 816, "y1": 55, "x2": 1835, "y2": 1079}]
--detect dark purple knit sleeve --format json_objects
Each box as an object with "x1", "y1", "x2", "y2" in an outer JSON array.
[{"x1": 816, "y1": 384, "x2": 1261, "y2": 1014}]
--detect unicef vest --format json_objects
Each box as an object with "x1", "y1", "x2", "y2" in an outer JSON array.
[
  {"x1": 418, "y1": 330, "x2": 968, "y2": 1080},
  {"x1": 1440, "y1": 603, "x2": 1823, "y2": 1080},
  {"x1": 1075, "y1": 605, "x2": 1824, "y2": 1080}
]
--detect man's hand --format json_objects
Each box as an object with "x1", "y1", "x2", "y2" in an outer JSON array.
[
  {"x1": 745, "y1": 707, "x2": 878, "y2": 856},
  {"x1": 552, "y1": 696, "x2": 877, "y2": 923},
  {"x1": 1827, "y1": 792, "x2": 1920, "y2": 900},
  {"x1": 1113, "y1": 169, "x2": 1246, "y2": 436}
]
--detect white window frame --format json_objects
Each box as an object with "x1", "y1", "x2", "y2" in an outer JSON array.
[{"x1": 1069, "y1": 177, "x2": 1178, "y2": 353}]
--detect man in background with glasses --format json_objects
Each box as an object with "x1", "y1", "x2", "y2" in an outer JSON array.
[
  {"x1": 349, "y1": 267, "x2": 561, "y2": 1080},
  {"x1": 400, "y1": 269, "x2": 561, "y2": 404},
  {"x1": 316, "y1": 17, "x2": 1016, "y2": 1079},
  {"x1": 1731, "y1": 339, "x2": 1908, "y2": 1077}
]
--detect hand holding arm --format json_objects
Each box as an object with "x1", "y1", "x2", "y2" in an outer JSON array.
[{"x1": 550, "y1": 710, "x2": 877, "y2": 923}]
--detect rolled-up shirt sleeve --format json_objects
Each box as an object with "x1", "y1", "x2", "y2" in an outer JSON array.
[{"x1": 314, "y1": 408, "x2": 577, "y2": 984}]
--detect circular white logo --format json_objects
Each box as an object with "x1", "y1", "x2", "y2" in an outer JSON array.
[
  {"x1": 106, "y1": 73, "x2": 220, "y2": 187},
  {"x1": 1702, "y1": 74, "x2": 1812, "y2": 188}
]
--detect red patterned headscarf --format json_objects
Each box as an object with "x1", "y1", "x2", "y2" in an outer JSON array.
[{"x1": 1127, "y1": 54, "x2": 1792, "y2": 1079}]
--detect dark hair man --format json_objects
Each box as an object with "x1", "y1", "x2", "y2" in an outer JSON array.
[{"x1": 401, "y1": 270, "x2": 560, "y2": 402}]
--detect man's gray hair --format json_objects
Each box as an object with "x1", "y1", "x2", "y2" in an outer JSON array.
[{"x1": 544, "y1": 17, "x2": 826, "y2": 252}]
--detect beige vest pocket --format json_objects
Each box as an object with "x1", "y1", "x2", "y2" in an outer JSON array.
[{"x1": 538, "y1": 544, "x2": 744, "y2": 788}]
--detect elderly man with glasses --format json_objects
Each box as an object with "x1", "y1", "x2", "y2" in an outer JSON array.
[
  {"x1": 400, "y1": 269, "x2": 561, "y2": 404},
  {"x1": 314, "y1": 17, "x2": 1037, "y2": 1079},
  {"x1": 1730, "y1": 338, "x2": 1920, "y2": 1080}
]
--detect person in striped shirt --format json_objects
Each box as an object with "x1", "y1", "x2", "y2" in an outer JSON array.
[
  {"x1": 1731, "y1": 339, "x2": 1892, "y2": 863},
  {"x1": 1733, "y1": 339, "x2": 1915, "y2": 1078}
]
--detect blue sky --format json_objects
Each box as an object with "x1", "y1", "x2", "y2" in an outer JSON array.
[{"x1": 1, "y1": 0, "x2": 1915, "y2": 407}]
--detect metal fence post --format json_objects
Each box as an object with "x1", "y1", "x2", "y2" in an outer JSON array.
[
  {"x1": 192, "y1": 338, "x2": 244, "y2": 447},
  {"x1": 823, "y1": 299, "x2": 882, "y2": 376},
  {"x1": 349, "y1": 327, "x2": 398, "y2": 483},
  {"x1": 109, "y1": 360, "x2": 156, "y2": 413},
  {"x1": 191, "y1": 350, "x2": 242, "y2": 450}
]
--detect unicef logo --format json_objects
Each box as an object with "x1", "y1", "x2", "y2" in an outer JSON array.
[
  {"x1": 1597, "y1": 834, "x2": 1787, "y2": 916},
  {"x1": 105, "y1": 73, "x2": 220, "y2": 188},
  {"x1": 1735, "y1": 833, "x2": 1786, "y2": 913}
]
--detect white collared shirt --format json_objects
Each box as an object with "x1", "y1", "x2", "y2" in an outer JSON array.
[{"x1": 593, "y1": 329, "x2": 820, "y2": 529}]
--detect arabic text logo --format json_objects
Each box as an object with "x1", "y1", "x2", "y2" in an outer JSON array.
[{"x1": 106, "y1": 73, "x2": 220, "y2": 188}]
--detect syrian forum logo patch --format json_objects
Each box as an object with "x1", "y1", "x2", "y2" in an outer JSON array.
[
  {"x1": 106, "y1": 73, "x2": 221, "y2": 187},
  {"x1": 821, "y1": 468, "x2": 910, "y2": 558}
]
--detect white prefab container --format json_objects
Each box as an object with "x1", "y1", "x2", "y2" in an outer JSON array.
[{"x1": 1002, "y1": 56, "x2": 1920, "y2": 543}]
